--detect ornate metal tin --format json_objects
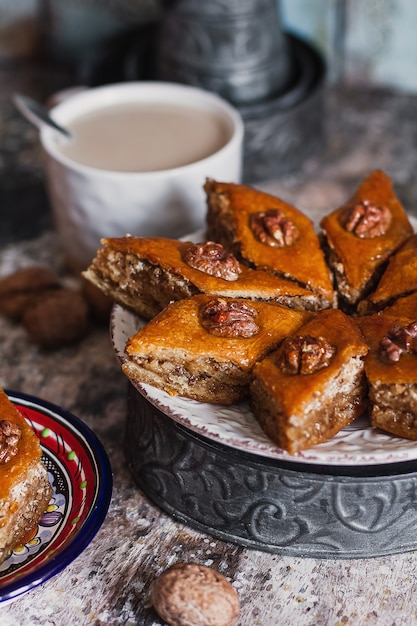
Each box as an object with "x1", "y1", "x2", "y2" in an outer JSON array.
[
  {"x1": 239, "y1": 34, "x2": 326, "y2": 182},
  {"x1": 78, "y1": 17, "x2": 325, "y2": 182},
  {"x1": 126, "y1": 383, "x2": 417, "y2": 559},
  {"x1": 156, "y1": 0, "x2": 293, "y2": 104}
]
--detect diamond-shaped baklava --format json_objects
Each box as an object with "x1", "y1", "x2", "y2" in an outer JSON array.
[
  {"x1": 321, "y1": 170, "x2": 413, "y2": 310},
  {"x1": 250, "y1": 309, "x2": 369, "y2": 454},
  {"x1": 204, "y1": 179, "x2": 335, "y2": 308},
  {"x1": 123, "y1": 294, "x2": 309, "y2": 404},
  {"x1": 83, "y1": 236, "x2": 325, "y2": 319}
]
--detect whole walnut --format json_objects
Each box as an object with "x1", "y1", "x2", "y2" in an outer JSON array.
[
  {"x1": 22, "y1": 288, "x2": 90, "y2": 349},
  {"x1": 151, "y1": 563, "x2": 240, "y2": 626},
  {"x1": 0, "y1": 266, "x2": 60, "y2": 320},
  {"x1": 81, "y1": 277, "x2": 113, "y2": 323}
]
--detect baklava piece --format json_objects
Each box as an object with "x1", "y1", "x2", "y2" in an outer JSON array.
[
  {"x1": 356, "y1": 314, "x2": 417, "y2": 439},
  {"x1": 358, "y1": 233, "x2": 417, "y2": 314},
  {"x1": 204, "y1": 179, "x2": 335, "y2": 309},
  {"x1": 0, "y1": 388, "x2": 52, "y2": 564},
  {"x1": 320, "y1": 170, "x2": 413, "y2": 311},
  {"x1": 381, "y1": 292, "x2": 417, "y2": 320},
  {"x1": 123, "y1": 295, "x2": 309, "y2": 404},
  {"x1": 250, "y1": 309, "x2": 369, "y2": 454},
  {"x1": 83, "y1": 236, "x2": 326, "y2": 319}
]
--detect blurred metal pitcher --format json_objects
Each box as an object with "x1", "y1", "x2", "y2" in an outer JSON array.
[{"x1": 156, "y1": 0, "x2": 293, "y2": 105}]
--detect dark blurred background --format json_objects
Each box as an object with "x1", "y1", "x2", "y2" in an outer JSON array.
[{"x1": 2, "y1": 0, "x2": 417, "y2": 244}]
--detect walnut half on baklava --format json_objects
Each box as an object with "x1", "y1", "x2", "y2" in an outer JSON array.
[
  {"x1": 0, "y1": 388, "x2": 52, "y2": 564},
  {"x1": 122, "y1": 295, "x2": 310, "y2": 404}
]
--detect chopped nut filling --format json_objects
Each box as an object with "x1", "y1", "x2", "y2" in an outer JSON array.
[
  {"x1": 0, "y1": 419, "x2": 21, "y2": 464},
  {"x1": 276, "y1": 334, "x2": 336, "y2": 375},
  {"x1": 183, "y1": 241, "x2": 242, "y2": 281},
  {"x1": 200, "y1": 298, "x2": 259, "y2": 338},
  {"x1": 380, "y1": 321, "x2": 417, "y2": 363},
  {"x1": 343, "y1": 199, "x2": 392, "y2": 238},
  {"x1": 249, "y1": 209, "x2": 299, "y2": 247}
]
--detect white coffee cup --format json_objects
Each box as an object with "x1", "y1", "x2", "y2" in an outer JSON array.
[{"x1": 40, "y1": 82, "x2": 244, "y2": 272}]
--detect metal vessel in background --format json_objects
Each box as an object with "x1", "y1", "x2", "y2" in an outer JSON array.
[
  {"x1": 154, "y1": 0, "x2": 326, "y2": 182},
  {"x1": 155, "y1": 0, "x2": 293, "y2": 105},
  {"x1": 68, "y1": 0, "x2": 326, "y2": 183}
]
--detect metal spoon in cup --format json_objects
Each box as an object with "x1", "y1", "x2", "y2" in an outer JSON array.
[{"x1": 13, "y1": 92, "x2": 72, "y2": 140}]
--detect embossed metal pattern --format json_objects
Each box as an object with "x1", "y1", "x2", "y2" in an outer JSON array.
[
  {"x1": 156, "y1": 0, "x2": 292, "y2": 104},
  {"x1": 126, "y1": 385, "x2": 417, "y2": 558}
]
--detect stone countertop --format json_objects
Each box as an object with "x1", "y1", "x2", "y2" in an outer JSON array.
[{"x1": 2, "y1": 59, "x2": 417, "y2": 625}]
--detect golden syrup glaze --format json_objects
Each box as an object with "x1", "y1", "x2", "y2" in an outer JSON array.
[
  {"x1": 366, "y1": 233, "x2": 417, "y2": 306},
  {"x1": 252, "y1": 309, "x2": 369, "y2": 417},
  {"x1": 320, "y1": 170, "x2": 414, "y2": 293},
  {"x1": 382, "y1": 292, "x2": 417, "y2": 319},
  {"x1": 0, "y1": 388, "x2": 42, "y2": 502},
  {"x1": 356, "y1": 313, "x2": 417, "y2": 385},
  {"x1": 125, "y1": 294, "x2": 311, "y2": 370},
  {"x1": 99, "y1": 236, "x2": 322, "y2": 300},
  {"x1": 205, "y1": 180, "x2": 335, "y2": 301}
]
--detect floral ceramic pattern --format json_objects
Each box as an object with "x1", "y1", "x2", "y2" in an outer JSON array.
[{"x1": 0, "y1": 391, "x2": 112, "y2": 604}]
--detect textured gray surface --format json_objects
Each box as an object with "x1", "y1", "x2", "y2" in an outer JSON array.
[{"x1": 2, "y1": 61, "x2": 417, "y2": 622}]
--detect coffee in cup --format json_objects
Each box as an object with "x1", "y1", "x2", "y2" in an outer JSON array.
[{"x1": 40, "y1": 82, "x2": 244, "y2": 272}]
